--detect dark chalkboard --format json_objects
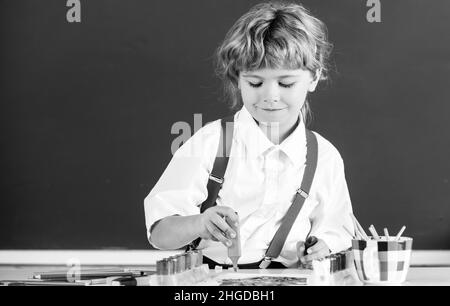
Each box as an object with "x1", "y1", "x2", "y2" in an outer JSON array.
[{"x1": 1, "y1": 0, "x2": 449, "y2": 249}]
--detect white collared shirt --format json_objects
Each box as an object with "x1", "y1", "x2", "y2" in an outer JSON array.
[{"x1": 144, "y1": 106, "x2": 354, "y2": 267}]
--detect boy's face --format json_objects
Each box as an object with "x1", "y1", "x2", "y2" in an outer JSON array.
[{"x1": 238, "y1": 68, "x2": 320, "y2": 129}]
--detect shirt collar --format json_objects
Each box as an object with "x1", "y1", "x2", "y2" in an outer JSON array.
[
  {"x1": 235, "y1": 106, "x2": 307, "y2": 167},
  {"x1": 278, "y1": 114, "x2": 307, "y2": 167}
]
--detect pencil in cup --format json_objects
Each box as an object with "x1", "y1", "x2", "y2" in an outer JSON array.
[
  {"x1": 350, "y1": 213, "x2": 369, "y2": 240},
  {"x1": 383, "y1": 228, "x2": 390, "y2": 241},
  {"x1": 368, "y1": 225, "x2": 381, "y2": 240},
  {"x1": 395, "y1": 226, "x2": 406, "y2": 241}
]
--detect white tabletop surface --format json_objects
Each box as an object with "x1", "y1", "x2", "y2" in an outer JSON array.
[{"x1": 1, "y1": 265, "x2": 449, "y2": 286}]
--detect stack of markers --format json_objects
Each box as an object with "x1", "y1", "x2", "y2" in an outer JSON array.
[
  {"x1": 311, "y1": 249, "x2": 358, "y2": 285},
  {"x1": 327, "y1": 250, "x2": 351, "y2": 273},
  {"x1": 312, "y1": 249, "x2": 353, "y2": 273},
  {"x1": 150, "y1": 250, "x2": 210, "y2": 286}
]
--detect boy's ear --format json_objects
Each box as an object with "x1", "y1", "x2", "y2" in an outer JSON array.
[{"x1": 308, "y1": 69, "x2": 322, "y2": 92}]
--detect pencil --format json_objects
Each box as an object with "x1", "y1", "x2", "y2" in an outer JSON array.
[
  {"x1": 355, "y1": 215, "x2": 370, "y2": 240},
  {"x1": 349, "y1": 214, "x2": 361, "y2": 239},
  {"x1": 395, "y1": 226, "x2": 406, "y2": 241},
  {"x1": 33, "y1": 269, "x2": 132, "y2": 280},
  {"x1": 350, "y1": 218, "x2": 361, "y2": 239},
  {"x1": 342, "y1": 225, "x2": 355, "y2": 239},
  {"x1": 7, "y1": 280, "x2": 88, "y2": 286},
  {"x1": 383, "y1": 228, "x2": 390, "y2": 241},
  {"x1": 368, "y1": 224, "x2": 381, "y2": 240},
  {"x1": 350, "y1": 213, "x2": 370, "y2": 240}
]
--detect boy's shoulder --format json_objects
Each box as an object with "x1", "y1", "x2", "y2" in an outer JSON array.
[
  {"x1": 171, "y1": 117, "x2": 223, "y2": 158},
  {"x1": 193, "y1": 114, "x2": 237, "y2": 138},
  {"x1": 311, "y1": 130, "x2": 344, "y2": 165},
  {"x1": 193, "y1": 117, "x2": 222, "y2": 138}
]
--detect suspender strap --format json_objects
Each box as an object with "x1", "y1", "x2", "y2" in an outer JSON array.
[
  {"x1": 200, "y1": 115, "x2": 234, "y2": 213},
  {"x1": 260, "y1": 129, "x2": 318, "y2": 268},
  {"x1": 186, "y1": 115, "x2": 234, "y2": 250}
]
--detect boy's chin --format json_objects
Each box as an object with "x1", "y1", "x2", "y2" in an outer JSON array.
[
  {"x1": 256, "y1": 114, "x2": 286, "y2": 125},
  {"x1": 256, "y1": 119, "x2": 283, "y2": 127}
]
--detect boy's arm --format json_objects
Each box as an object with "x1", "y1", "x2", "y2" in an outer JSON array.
[
  {"x1": 149, "y1": 215, "x2": 203, "y2": 250},
  {"x1": 310, "y1": 156, "x2": 355, "y2": 253},
  {"x1": 144, "y1": 121, "x2": 222, "y2": 249},
  {"x1": 150, "y1": 206, "x2": 239, "y2": 250}
]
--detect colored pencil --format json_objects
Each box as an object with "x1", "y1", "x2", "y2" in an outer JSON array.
[
  {"x1": 395, "y1": 226, "x2": 406, "y2": 241},
  {"x1": 384, "y1": 228, "x2": 390, "y2": 241},
  {"x1": 368, "y1": 224, "x2": 381, "y2": 240},
  {"x1": 350, "y1": 213, "x2": 370, "y2": 240}
]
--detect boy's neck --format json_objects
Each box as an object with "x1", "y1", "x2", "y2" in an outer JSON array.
[{"x1": 256, "y1": 117, "x2": 300, "y2": 145}]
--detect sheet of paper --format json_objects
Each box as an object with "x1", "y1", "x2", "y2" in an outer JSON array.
[{"x1": 199, "y1": 269, "x2": 312, "y2": 286}]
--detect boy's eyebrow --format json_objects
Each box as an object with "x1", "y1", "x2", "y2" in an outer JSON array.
[{"x1": 241, "y1": 74, "x2": 299, "y2": 79}]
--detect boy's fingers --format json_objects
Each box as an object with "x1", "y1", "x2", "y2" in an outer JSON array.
[
  {"x1": 298, "y1": 246, "x2": 305, "y2": 255},
  {"x1": 212, "y1": 214, "x2": 236, "y2": 239},
  {"x1": 214, "y1": 206, "x2": 239, "y2": 225},
  {"x1": 206, "y1": 222, "x2": 231, "y2": 247},
  {"x1": 303, "y1": 247, "x2": 330, "y2": 262},
  {"x1": 296, "y1": 241, "x2": 306, "y2": 261},
  {"x1": 296, "y1": 241, "x2": 305, "y2": 253},
  {"x1": 305, "y1": 240, "x2": 328, "y2": 254},
  {"x1": 207, "y1": 233, "x2": 219, "y2": 242}
]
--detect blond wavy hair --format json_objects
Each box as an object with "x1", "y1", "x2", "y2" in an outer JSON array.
[{"x1": 214, "y1": 1, "x2": 333, "y2": 126}]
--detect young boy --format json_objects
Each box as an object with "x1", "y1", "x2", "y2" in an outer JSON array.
[{"x1": 145, "y1": 1, "x2": 354, "y2": 268}]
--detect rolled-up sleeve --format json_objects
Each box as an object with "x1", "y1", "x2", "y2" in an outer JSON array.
[
  {"x1": 144, "y1": 121, "x2": 220, "y2": 248},
  {"x1": 310, "y1": 155, "x2": 355, "y2": 253}
]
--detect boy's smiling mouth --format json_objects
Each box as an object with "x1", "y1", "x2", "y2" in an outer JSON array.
[
  {"x1": 260, "y1": 108, "x2": 286, "y2": 111},
  {"x1": 255, "y1": 103, "x2": 286, "y2": 112}
]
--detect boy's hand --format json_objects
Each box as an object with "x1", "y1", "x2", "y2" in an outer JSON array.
[
  {"x1": 198, "y1": 206, "x2": 239, "y2": 247},
  {"x1": 296, "y1": 239, "x2": 330, "y2": 265}
]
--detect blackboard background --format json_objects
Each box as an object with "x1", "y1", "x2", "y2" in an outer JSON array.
[{"x1": 1, "y1": 0, "x2": 449, "y2": 250}]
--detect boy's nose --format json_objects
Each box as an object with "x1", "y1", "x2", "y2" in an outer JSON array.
[
  {"x1": 263, "y1": 97, "x2": 279, "y2": 103},
  {"x1": 263, "y1": 83, "x2": 280, "y2": 103}
]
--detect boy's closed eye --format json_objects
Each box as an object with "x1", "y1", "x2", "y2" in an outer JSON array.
[{"x1": 248, "y1": 82, "x2": 295, "y2": 88}]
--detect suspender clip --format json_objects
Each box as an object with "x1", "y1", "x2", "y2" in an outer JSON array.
[
  {"x1": 209, "y1": 174, "x2": 224, "y2": 184},
  {"x1": 296, "y1": 188, "x2": 309, "y2": 199},
  {"x1": 259, "y1": 257, "x2": 272, "y2": 269}
]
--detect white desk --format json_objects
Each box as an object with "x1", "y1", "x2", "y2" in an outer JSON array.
[
  {"x1": 0, "y1": 250, "x2": 449, "y2": 286},
  {"x1": 1, "y1": 265, "x2": 449, "y2": 286}
]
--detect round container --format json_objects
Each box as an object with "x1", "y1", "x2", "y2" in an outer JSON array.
[{"x1": 351, "y1": 237, "x2": 413, "y2": 285}]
